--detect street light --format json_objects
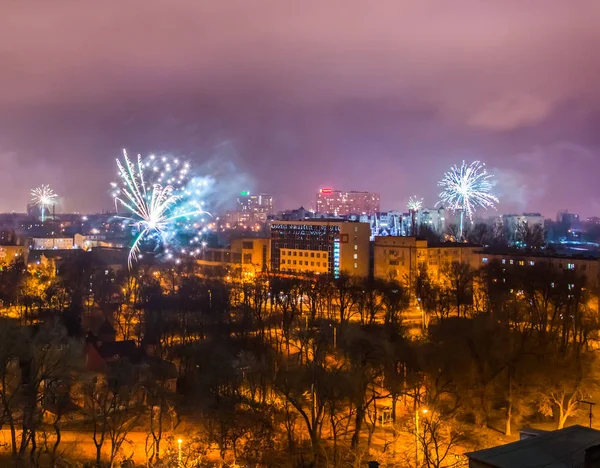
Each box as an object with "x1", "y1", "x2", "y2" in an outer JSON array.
[
  {"x1": 415, "y1": 408, "x2": 429, "y2": 466},
  {"x1": 177, "y1": 438, "x2": 182, "y2": 467}
]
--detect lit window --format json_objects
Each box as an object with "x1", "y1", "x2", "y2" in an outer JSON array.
[
  {"x1": 354, "y1": 262, "x2": 358, "y2": 268},
  {"x1": 482, "y1": 257, "x2": 488, "y2": 263},
  {"x1": 529, "y1": 261, "x2": 535, "y2": 266},
  {"x1": 568, "y1": 263, "x2": 575, "y2": 270},
  {"x1": 518, "y1": 261, "x2": 524, "y2": 266},
  {"x1": 354, "y1": 244, "x2": 358, "y2": 250},
  {"x1": 509, "y1": 260, "x2": 513, "y2": 265},
  {"x1": 502, "y1": 259, "x2": 506, "y2": 264},
  {"x1": 354, "y1": 254, "x2": 358, "y2": 259}
]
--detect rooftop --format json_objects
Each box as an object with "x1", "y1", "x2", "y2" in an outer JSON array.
[{"x1": 466, "y1": 425, "x2": 600, "y2": 468}]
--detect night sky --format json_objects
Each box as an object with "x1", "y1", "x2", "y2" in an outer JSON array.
[{"x1": 1, "y1": 1, "x2": 599, "y2": 216}]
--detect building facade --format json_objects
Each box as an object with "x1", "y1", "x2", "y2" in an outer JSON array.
[
  {"x1": 316, "y1": 189, "x2": 380, "y2": 216},
  {"x1": 503, "y1": 213, "x2": 544, "y2": 231},
  {"x1": 236, "y1": 192, "x2": 274, "y2": 223},
  {"x1": 270, "y1": 220, "x2": 370, "y2": 278},
  {"x1": 30, "y1": 237, "x2": 74, "y2": 250},
  {"x1": 373, "y1": 236, "x2": 480, "y2": 288},
  {"x1": 230, "y1": 237, "x2": 270, "y2": 274}
]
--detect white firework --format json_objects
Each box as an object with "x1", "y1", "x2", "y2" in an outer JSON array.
[
  {"x1": 112, "y1": 150, "x2": 208, "y2": 268},
  {"x1": 31, "y1": 185, "x2": 57, "y2": 222},
  {"x1": 438, "y1": 160, "x2": 498, "y2": 220},
  {"x1": 407, "y1": 196, "x2": 423, "y2": 212}
]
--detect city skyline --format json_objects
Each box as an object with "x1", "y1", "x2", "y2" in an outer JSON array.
[{"x1": 1, "y1": 2, "x2": 599, "y2": 215}]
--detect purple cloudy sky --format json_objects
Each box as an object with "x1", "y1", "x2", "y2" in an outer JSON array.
[{"x1": 1, "y1": 1, "x2": 599, "y2": 217}]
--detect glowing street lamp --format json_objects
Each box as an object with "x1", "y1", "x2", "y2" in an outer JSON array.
[{"x1": 415, "y1": 408, "x2": 429, "y2": 465}]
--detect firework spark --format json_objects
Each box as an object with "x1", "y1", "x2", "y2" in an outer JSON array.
[
  {"x1": 112, "y1": 150, "x2": 208, "y2": 268},
  {"x1": 438, "y1": 160, "x2": 498, "y2": 220},
  {"x1": 407, "y1": 196, "x2": 423, "y2": 212},
  {"x1": 31, "y1": 185, "x2": 57, "y2": 222}
]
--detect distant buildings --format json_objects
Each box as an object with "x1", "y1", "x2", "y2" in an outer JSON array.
[
  {"x1": 270, "y1": 219, "x2": 371, "y2": 278},
  {"x1": 30, "y1": 237, "x2": 74, "y2": 250},
  {"x1": 557, "y1": 210, "x2": 580, "y2": 226},
  {"x1": 502, "y1": 212, "x2": 544, "y2": 242},
  {"x1": 316, "y1": 189, "x2": 380, "y2": 216},
  {"x1": 236, "y1": 192, "x2": 274, "y2": 223}
]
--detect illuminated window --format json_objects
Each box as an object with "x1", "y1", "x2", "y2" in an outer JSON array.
[
  {"x1": 518, "y1": 261, "x2": 524, "y2": 266},
  {"x1": 482, "y1": 257, "x2": 488, "y2": 263},
  {"x1": 529, "y1": 261, "x2": 535, "y2": 266},
  {"x1": 568, "y1": 263, "x2": 575, "y2": 270},
  {"x1": 509, "y1": 260, "x2": 513, "y2": 265},
  {"x1": 354, "y1": 254, "x2": 358, "y2": 259},
  {"x1": 354, "y1": 244, "x2": 358, "y2": 250},
  {"x1": 502, "y1": 259, "x2": 506, "y2": 264},
  {"x1": 354, "y1": 262, "x2": 358, "y2": 268}
]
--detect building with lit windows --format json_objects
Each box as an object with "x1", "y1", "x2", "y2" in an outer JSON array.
[
  {"x1": 477, "y1": 251, "x2": 600, "y2": 291},
  {"x1": 373, "y1": 236, "x2": 480, "y2": 289},
  {"x1": 230, "y1": 237, "x2": 270, "y2": 274},
  {"x1": 236, "y1": 192, "x2": 274, "y2": 223},
  {"x1": 29, "y1": 237, "x2": 74, "y2": 250},
  {"x1": 270, "y1": 220, "x2": 370, "y2": 278},
  {"x1": 316, "y1": 189, "x2": 380, "y2": 216}
]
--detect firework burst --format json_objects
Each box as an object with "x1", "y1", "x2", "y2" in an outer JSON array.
[
  {"x1": 407, "y1": 196, "x2": 423, "y2": 212},
  {"x1": 438, "y1": 160, "x2": 498, "y2": 219},
  {"x1": 112, "y1": 150, "x2": 209, "y2": 268},
  {"x1": 31, "y1": 185, "x2": 57, "y2": 222},
  {"x1": 438, "y1": 160, "x2": 498, "y2": 237}
]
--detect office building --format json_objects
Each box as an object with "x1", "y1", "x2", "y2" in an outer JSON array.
[
  {"x1": 270, "y1": 220, "x2": 370, "y2": 278},
  {"x1": 236, "y1": 192, "x2": 274, "y2": 223},
  {"x1": 316, "y1": 189, "x2": 380, "y2": 216}
]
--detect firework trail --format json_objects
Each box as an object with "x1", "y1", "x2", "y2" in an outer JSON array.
[{"x1": 31, "y1": 185, "x2": 57, "y2": 222}]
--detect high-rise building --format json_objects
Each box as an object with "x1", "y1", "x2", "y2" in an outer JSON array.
[
  {"x1": 235, "y1": 192, "x2": 274, "y2": 223},
  {"x1": 316, "y1": 189, "x2": 380, "y2": 216},
  {"x1": 270, "y1": 219, "x2": 370, "y2": 278}
]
